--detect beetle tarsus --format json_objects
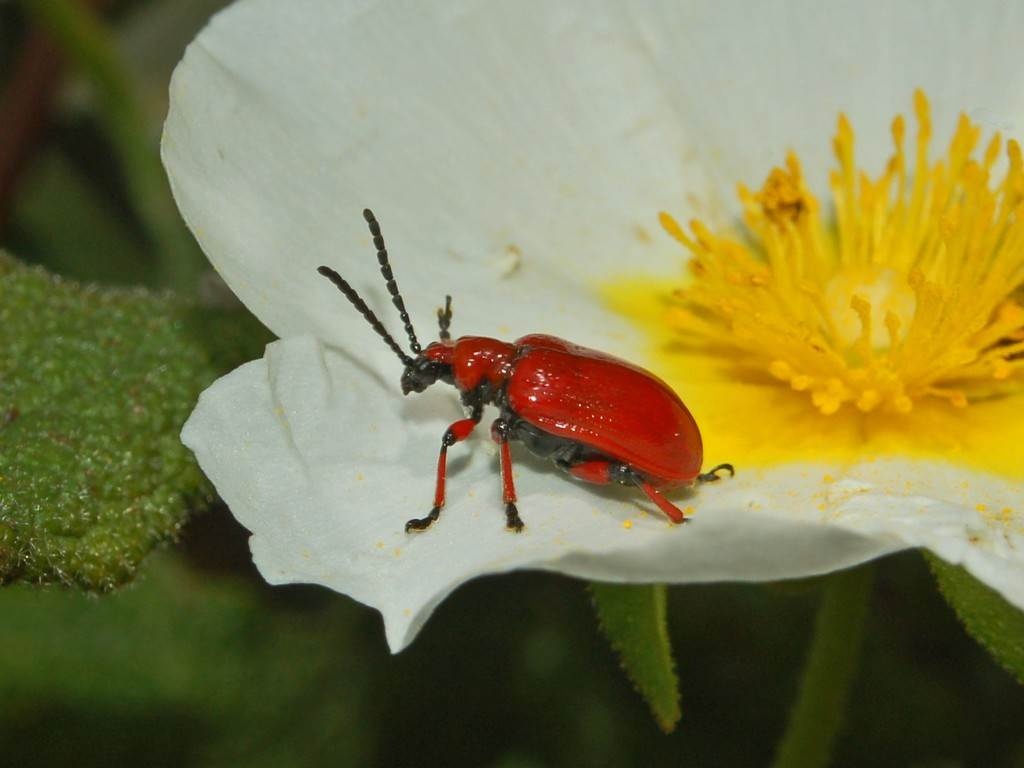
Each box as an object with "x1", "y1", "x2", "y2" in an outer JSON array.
[
  {"x1": 405, "y1": 506, "x2": 441, "y2": 532},
  {"x1": 697, "y1": 463, "x2": 735, "y2": 483},
  {"x1": 504, "y1": 502, "x2": 525, "y2": 532}
]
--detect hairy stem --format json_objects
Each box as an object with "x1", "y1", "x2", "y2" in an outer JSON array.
[{"x1": 772, "y1": 565, "x2": 874, "y2": 768}]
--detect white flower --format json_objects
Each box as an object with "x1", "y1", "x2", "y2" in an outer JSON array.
[{"x1": 164, "y1": 0, "x2": 1024, "y2": 652}]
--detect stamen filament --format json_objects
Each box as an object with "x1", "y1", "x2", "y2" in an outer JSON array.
[{"x1": 662, "y1": 91, "x2": 1024, "y2": 416}]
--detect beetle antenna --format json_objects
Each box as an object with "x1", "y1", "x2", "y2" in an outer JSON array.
[
  {"x1": 437, "y1": 295, "x2": 453, "y2": 341},
  {"x1": 317, "y1": 265, "x2": 415, "y2": 367},
  {"x1": 363, "y1": 208, "x2": 422, "y2": 355}
]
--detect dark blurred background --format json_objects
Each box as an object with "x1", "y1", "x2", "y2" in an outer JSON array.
[{"x1": 1, "y1": 2, "x2": 1023, "y2": 766}]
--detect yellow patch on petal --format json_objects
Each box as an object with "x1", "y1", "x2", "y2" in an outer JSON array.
[{"x1": 607, "y1": 92, "x2": 1024, "y2": 480}]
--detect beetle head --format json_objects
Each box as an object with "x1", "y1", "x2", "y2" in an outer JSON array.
[
  {"x1": 401, "y1": 357, "x2": 449, "y2": 394},
  {"x1": 402, "y1": 342, "x2": 454, "y2": 394}
]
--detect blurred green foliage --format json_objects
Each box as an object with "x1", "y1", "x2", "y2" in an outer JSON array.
[
  {"x1": 12, "y1": 141, "x2": 153, "y2": 285},
  {"x1": 1, "y1": 544, "x2": 1022, "y2": 767},
  {"x1": 0, "y1": 551, "x2": 371, "y2": 768}
]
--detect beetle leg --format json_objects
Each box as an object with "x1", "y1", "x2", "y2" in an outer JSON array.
[
  {"x1": 490, "y1": 419, "x2": 525, "y2": 532},
  {"x1": 405, "y1": 414, "x2": 480, "y2": 533},
  {"x1": 697, "y1": 463, "x2": 735, "y2": 483},
  {"x1": 563, "y1": 459, "x2": 615, "y2": 485},
  {"x1": 631, "y1": 478, "x2": 688, "y2": 524},
  {"x1": 564, "y1": 460, "x2": 688, "y2": 524}
]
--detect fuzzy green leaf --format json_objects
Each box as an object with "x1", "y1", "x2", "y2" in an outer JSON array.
[
  {"x1": 0, "y1": 254, "x2": 270, "y2": 589},
  {"x1": 927, "y1": 554, "x2": 1024, "y2": 684},
  {"x1": 589, "y1": 582, "x2": 680, "y2": 732}
]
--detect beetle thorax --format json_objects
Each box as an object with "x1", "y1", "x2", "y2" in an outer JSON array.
[{"x1": 448, "y1": 337, "x2": 515, "y2": 397}]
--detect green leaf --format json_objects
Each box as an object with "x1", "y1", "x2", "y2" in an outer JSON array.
[
  {"x1": 0, "y1": 254, "x2": 271, "y2": 589},
  {"x1": 589, "y1": 582, "x2": 680, "y2": 732},
  {"x1": 927, "y1": 553, "x2": 1024, "y2": 684}
]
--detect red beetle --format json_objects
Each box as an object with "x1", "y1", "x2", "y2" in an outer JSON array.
[{"x1": 319, "y1": 209, "x2": 733, "y2": 532}]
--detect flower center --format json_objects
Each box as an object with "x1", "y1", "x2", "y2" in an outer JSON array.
[{"x1": 660, "y1": 91, "x2": 1024, "y2": 417}]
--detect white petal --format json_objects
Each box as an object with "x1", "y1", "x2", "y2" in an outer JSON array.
[
  {"x1": 164, "y1": 1, "x2": 1024, "y2": 358},
  {"x1": 183, "y1": 336, "x2": 1024, "y2": 652},
  {"x1": 163, "y1": 0, "x2": 717, "y2": 358},
  {"x1": 809, "y1": 464, "x2": 1024, "y2": 614},
  {"x1": 624, "y1": 1, "x2": 1024, "y2": 198}
]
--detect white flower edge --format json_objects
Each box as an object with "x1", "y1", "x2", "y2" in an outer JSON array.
[{"x1": 182, "y1": 335, "x2": 1024, "y2": 652}]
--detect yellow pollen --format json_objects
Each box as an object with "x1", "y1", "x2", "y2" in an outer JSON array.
[{"x1": 660, "y1": 90, "x2": 1024, "y2": 417}]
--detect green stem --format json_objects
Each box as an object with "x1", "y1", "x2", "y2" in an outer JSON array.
[
  {"x1": 772, "y1": 565, "x2": 874, "y2": 768},
  {"x1": 22, "y1": 0, "x2": 202, "y2": 292}
]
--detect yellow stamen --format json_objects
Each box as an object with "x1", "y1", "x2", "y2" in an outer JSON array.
[{"x1": 660, "y1": 91, "x2": 1024, "y2": 417}]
